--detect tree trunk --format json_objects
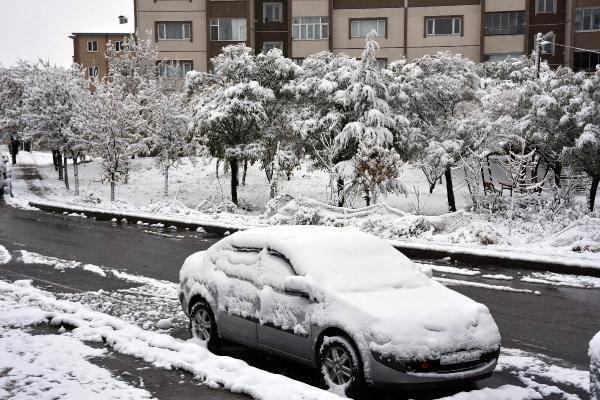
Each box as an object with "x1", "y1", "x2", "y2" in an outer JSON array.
[
  {"x1": 590, "y1": 176, "x2": 599, "y2": 212},
  {"x1": 445, "y1": 166, "x2": 456, "y2": 213},
  {"x1": 230, "y1": 159, "x2": 239, "y2": 205},
  {"x1": 242, "y1": 159, "x2": 248, "y2": 186},
  {"x1": 57, "y1": 152, "x2": 64, "y2": 181},
  {"x1": 9, "y1": 136, "x2": 18, "y2": 165},
  {"x1": 553, "y1": 161, "x2": 562, "y2": 187},
  {"x1": 110, "y1": 181, "x2": 116, "y2": 202},
  {"x1": 73, "y1": 157, "x2": 79, "y2": 196},
  {"x1": 63, "y1": 154, "x2": 69, "y2": 190},
  {"x1": 164, "y1": 166, "x2": 169, "y2": 198},
  {"x1": 52, "y1": 150, "x2": 59, "y2": 171},
  {"x1": 215, "y1": 160, "x2": 220, "y2": 179},
  {"x1": 337, "y1": 177, "x2": 345, "y2": 207},
  {"x1": 364, "y1": 189, "x2": 371, "y2": 207},
  {"x1": 429, "y1": 181, "x2": 436, "y2": 194}
]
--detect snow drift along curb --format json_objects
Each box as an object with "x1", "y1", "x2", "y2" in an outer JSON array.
[{"x1": 28, "y1": 200, "x2": 600, "y2": 277}]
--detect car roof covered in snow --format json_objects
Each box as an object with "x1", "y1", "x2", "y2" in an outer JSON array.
[{"x1": 216, "y1": 226, "x2": 430, "y2": 292}]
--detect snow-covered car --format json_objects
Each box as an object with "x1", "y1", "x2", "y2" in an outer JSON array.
[
  {"x1": 592, "y1": 332, "x2": 600, "y2": 400},
  {"x1": 179, "y1": 226, "x2": 501, "y2": 394},
  {"x1": 0, "y1": 154, "x2": 12, "y2": 197}
]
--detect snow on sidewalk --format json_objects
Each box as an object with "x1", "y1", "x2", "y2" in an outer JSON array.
[{"x1": 0, "y1": 326, "x2": 154, "y2": 400}]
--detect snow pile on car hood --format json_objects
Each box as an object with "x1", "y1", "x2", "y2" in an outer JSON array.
[
  {"x1": 591, "y1": 331, "x2": 600, "y2": 400},
  {"x1": 340, "y1": 283, "x2": 501, "y2": 359}
]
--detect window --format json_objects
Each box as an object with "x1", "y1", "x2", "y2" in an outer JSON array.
[
  {"x1": 263, "y1": 2, "x2": 282, "y2": 22},
  {"x1": 87, "y1": 41, "x2": 98, "y2": 52},
  {"x1": 534, "y1": 33, "x2": 554, "y2": 54},
  {"x1": 87, "y1": 66, "x2": 99, "y2": 78},
  {"x1": 157, "y1": 22, "x2": 191, "y2": 40},
  {"x1": 574, "y1": 51, "x2": 600, "y2": 72},
  {"x1": 159, "y1": 61, "x2": 193, "y2": 79},
  {"x1": 210, "y1": 18, "x2": 247, "y2": 41},
  {"x1": 536, "y1": 0, "x2": 555, "y2": 14},
  {"x1": 262, "y1": 41, "x2": 283, "y2": 53},
  {"x1": 486, "y1": 53, "x2": 522, "y2": 62},
  {"x1": 291, "y1": 58, "x2": 304, "y2": 66},
  {"x1": 575, "y1": 8, "x2": 600, "y2": 32},
  {"x1": 292, "y1": 16, "x2": 329, "y2": 40},
  {"x1": 350, "y1": 19, "x2": 386, "y2": 38},
  {"x1": 114, "y1": 41, "x2": 124, "y2": 52},
  {"x1": 485, "y1": 11, "x2": 525, "y2": 35},
  {"x1": 426, "y1": 17, "x2": 462, "y2": 36},
  {"x1": 375, "y1": 59, "x2": 387, "y2": 69}
]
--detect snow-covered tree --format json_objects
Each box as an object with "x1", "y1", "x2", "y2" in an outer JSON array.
[
  {"x1": 136, "y1": 81, "x2": 191, "y2": 197},
  {"x1": 21, "y1": 64, "x2": 92, "y2": 194},
  {"x1": 0, "y1": 62, "x2": 36, "y2": 165},
  {"x1": 287, "y1": 51, "x2": 358, "y2": 205},
  {"x1": 187, "y1": 44, "x2": 274, "y2": 205},
  {"x1": 397, "y1": 52, "x2": 480, "y2": 212},
  {"x1": 106, "y1": 32, "x2": 161, "y2": 95},
  {"x1": 77, "y1": 80, "x2": 144, "y2": 201},
  {"x1": 563, "y1": 125, "x2": 600, "y2": 212}
]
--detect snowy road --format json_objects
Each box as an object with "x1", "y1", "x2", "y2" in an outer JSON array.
[{"x1": 0, "y1": 201, "x2": 596, "y2": 399}]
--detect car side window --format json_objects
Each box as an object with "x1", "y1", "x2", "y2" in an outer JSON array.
[
  {"x1": 213, "y1": 246, "x2": 262, "y2": 285},
  {"x1": 259, "y1": 250, "x2": 295, "y2": 288}
]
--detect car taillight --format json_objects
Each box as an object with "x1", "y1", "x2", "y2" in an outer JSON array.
[{"x1": 419, "y1": 360, "x2": 431, "y2": 371}]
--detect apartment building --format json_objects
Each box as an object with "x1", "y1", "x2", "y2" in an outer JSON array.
[
  {"x1": 134, "y1": 0, "x2": 600, "y2": 75},
  {"x1": 70, "y1": 33, "x2": 130, "y2": 79}
]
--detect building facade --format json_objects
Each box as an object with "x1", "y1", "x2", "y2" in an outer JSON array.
[
  {"x1": 134, "y1": 0, "x2": 600, "y2": 74},
  {"x1": 70, "y1": 33, "x2": 130, "y2": 79}
]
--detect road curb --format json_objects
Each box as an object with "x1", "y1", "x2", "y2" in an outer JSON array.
[
  {"x1": 29, "y1": 201, "x2": 245, "y2": 235},
  {"x1": 29, "y1": 200, "x2": 600, "y2": 278}
]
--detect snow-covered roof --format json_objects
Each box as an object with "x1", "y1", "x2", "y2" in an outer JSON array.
[{"x1": 219, "y1": 226, "x2": 430, "y2": 292}]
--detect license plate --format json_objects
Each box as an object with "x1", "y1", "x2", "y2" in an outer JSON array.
[{"x1": 440, "y1": 350, "x2": 481, "y2": 365}]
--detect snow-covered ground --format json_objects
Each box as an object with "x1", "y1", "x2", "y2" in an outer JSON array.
[
  {"x1": 0, "y1": 246, "x2": 593, "y2": 400},
  {"x1": 592, "y1": 332, "x2": 600, "y2": 400},
  {"x1": 5, "y1": 149, "x2": 600, "y2": 272}
]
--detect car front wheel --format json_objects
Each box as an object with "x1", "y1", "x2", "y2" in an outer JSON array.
[
  {"x1": 189, "y1": 302, "x2": 220, "y2": 351},
  {"x1": 318, "y1": 336, "x2": 362, "y2": 396}
]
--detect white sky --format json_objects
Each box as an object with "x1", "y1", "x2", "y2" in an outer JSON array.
[{"x1": 0, "y1": 0, "x2": 134, "y2": 67}]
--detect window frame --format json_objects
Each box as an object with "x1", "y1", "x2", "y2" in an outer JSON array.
[
  {"x1": 291, "y1": 16, "x2": 329, "y2": 41},
  {"x1": 573, "y1": 50, "x2": 600, "y2": 72},
  {"x1": 536, "y1": 0, "x2": 556, "y2": 14},
  {"x1": 263, "y1": 2, "x2": 283, "y2": 23},
  {"x1": 209, "y1": 18, "x2": 247, "y2": 41},
  {"x1": 484, "y1": 11, "x2": 525, "y2": 36},
  {"x1": 87, "y1": 66, "x2": 99, "y2": 78},
  {"x1": 156, "y1": 21, "x2": 192, "y2": 41},
  {"x1": 114, "y1": 41, "x2": 124, "y2": 52},
  {"x1": 87, "y1": 40, "x2": 98, "y2": 53},
  {"x1": 349, "y1": 18, "x2": 387, "y2": 39},
  {"x1": 425, "y1": 16, "x2": 463, "y2": 37},
  {"x1": 262, "y1": 41, "x2": 283, "y2": 53},
  {"x1": 159, "y1": 60, "x2": 193, "y2": 80},
  {"x1": 575, "y1": 7, "x2": 600, "y2": 32}
]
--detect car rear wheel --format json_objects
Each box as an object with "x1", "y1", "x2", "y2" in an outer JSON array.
[
  {"x1": 189, "y1": 302, "x2": 220, "y2": 351},
  {"x1": 318, "y1": 336, "x2": 362, "y2": 396}
]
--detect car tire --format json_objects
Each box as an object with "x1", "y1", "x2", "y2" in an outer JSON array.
[
  {"x1": 318, "y1": 335, "x2": 363, "y2": 396},
  {"x1": 189, "y1": 302, "x2": 220, "y2": 351}
]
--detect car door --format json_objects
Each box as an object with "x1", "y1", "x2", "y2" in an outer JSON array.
[
  {"x1": 213, "y1": 246, "x2": 261, "y2": 347},
  {"x1": 256, "y1": 250, "x2": 314, "y2": 361}
]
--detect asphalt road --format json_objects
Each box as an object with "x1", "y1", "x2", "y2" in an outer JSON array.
[{"x1": 0, "y1": 200, "x2": 597, "y2": 399}]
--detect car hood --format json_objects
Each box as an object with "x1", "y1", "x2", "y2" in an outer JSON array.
[{"x1": 337, "y1": 281, "x2": 501, "y2": 360}]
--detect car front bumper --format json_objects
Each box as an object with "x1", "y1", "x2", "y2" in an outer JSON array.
[{"x1": 366, "y1": 350, "x2": 498, "y2": 387}]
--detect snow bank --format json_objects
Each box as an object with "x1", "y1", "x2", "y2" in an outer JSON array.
[
  {"x1": 435, "y1": 384, "x2": 541, "y2": 400},
  {"x1": 0, "y1": 279, "x2": 342, "y2": 400},
  {"x1": 0, "y1": 327, "x2": 153, "y2": 400},
  {"x1": 591, "y1": 332, "x2": 600, "y2": 400},
  {"x1": 0, "y1": 245, "x2": 10, "y2": 264}
]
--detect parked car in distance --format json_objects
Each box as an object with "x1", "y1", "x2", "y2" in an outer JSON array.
[{"x1": 179, "y1": 226, "x2": 501, "y2": 395}]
